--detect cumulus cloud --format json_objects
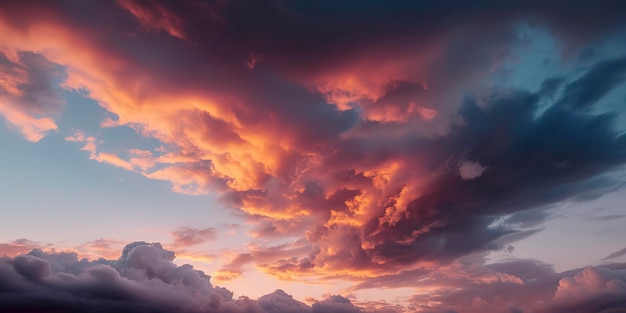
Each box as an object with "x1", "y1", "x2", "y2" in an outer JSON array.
[
  {"x1": 535, "y1": 266, "x2": 626, "y2": 313},
  {"x1": 2, "y1": 243, "x2": 626, "y2": 313},
  {"x1": 258, "y1": 289, "x2": 311, "y2": 313},
  {"x1": 311, "y1": 295, "x2": 363, "y2": 313},
  {"x1": 0, "y1": 242, "x2": 384, "y2": 313},
  {"x1": 390, "y1": 255, "x2": 626, "y2": 313}
]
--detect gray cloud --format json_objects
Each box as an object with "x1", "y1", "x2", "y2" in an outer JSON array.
[
  {"x1": 603, "y1": 248, "x2": 626, "y2": 261},
  {"x1": 0, "y1": 242, "x2": 382, "y2": 313}
]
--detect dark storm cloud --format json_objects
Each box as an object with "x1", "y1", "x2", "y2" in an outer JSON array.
[
  {"x1": 556, "y1": 57, "x2": 626, "y2": 110},
  {"x1": 140, "y1": 0, "x2": 626, "y2": 67},
  {"x1": 317, "y1": 57, "x2": 626, "y2": 270}
]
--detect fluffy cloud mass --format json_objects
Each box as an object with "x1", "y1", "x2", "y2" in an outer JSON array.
[
  {"x1": 1, "y1": 0, "x2": 626, "y2": 312},
  {"x1": 0, "y1": 242, "x2": 352, "y2": 313},
  {"x1": 1, "y1": 243, "x2": 626, "y2": 313}
]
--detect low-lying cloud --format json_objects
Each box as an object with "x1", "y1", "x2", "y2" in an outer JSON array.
[
  {"x1": 0, "y1": 242, "x2": 387, "y2": 313},
  {"x1": 2, "y1": 242, "x2": 626, "y2": 313}
]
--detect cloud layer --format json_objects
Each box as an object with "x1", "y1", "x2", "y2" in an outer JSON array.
[
  {"x1": 2, "y1": 243, "x2": 626, "y2": 313},
  {"x1": 0, "y1": 242, "x2": 389, "y2": 313},
  {"x1": 1, "y1": 1, "x2": 626, "y2": 312}
]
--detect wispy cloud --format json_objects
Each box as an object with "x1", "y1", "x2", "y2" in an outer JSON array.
[
  {"x1": 603, "y1": 247, "x2": 626, "y2": 261},
  {"x1": 170, "y1": 227, "x2": 218, "y2": 247}
]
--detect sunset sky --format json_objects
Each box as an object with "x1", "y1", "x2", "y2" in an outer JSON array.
[{"x1": 1, "y1": 1, "x2": 626, "y2": 312}]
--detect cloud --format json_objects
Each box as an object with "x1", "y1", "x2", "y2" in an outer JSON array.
[
  {"x1": 311, "y1": 295, "x2": 362, "y2": 313},
  {"x1": 0, "y1": 242, "x2": 230, "y2": 313},
  {"x1": 258, "y1": 289, "x2": 311, "y2": 313},
  {"x1": 535, "y1": 266, "x2": 626, "y2": 313},
  {"x1": 1, "y1": 0, "x2": 626, "y2": 298},
  {"x1": 256, "y1": 59, "x2": 626, "y2": 279},
  {"x1": 387, "y1": 254, "x2": 626, "y2": 313},
  {"x1": 0, "y1": 239, "x2": 42, "y2": 257},
  {"x1": 170, "y1": 227, "x2": 218, "y2": 247},
  {"x1": 555, "y1": 57, "x2": 626, "y2": 110},
  {"x1": 0, "y1": 242, "x2": 386, "y2": 313},
  {"x1": 0, "y1": 51, "x2": 64, "y2": 141},
  {"x1": 74, "y1": 238, "x2": 126, "y2": 260},
  {"x1": 215, "y1": 239, "x2": 312, "y2": 282},
  {"x1": 458, "y1": 160, "x2": 487, "y2": 180},
  {"x1": 65, "y1": 130, "x2": 135, "y2": 171},
  {"x1": 538, "y1": 77, "x2": 565, "y2": 99},
  {"x1": 590, "y1": 214, "x2": 626, "y2": 222},
  {"x1": 0, "y1": 238, "x2": 127, "y2": 263},
  {"x1": 603, "y1": 248, "x2": 626, "y2": 261},
  {"x1": 246, "y1": 53, "x2": 265, "y2": 70},
  {"x1": 117, "y1": 0, "x2": 186, "y2": 39},
  {"x1": 2, "y1": 243, "x2": 625, "y2": 313}
]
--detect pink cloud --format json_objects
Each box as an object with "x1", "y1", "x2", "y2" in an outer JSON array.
[
  {"x1": 0, "y1": 239, "x2": 42, "y2": 257},
  {"x1": 170, "y1": 227, "x2": 217, "y2": 247},
  {"x1": 536, "y1": 266, "x2": 626, "y2": 313}
]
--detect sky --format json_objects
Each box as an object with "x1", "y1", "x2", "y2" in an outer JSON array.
[{"x1": 1, "y1": 1, "x2": 626, "y2": 312}]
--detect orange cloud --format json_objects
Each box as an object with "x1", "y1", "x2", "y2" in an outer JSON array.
[
  {"x1": 0, "y1": 50, "x2": 63, "y2": 141},
  {"x1": 65, "y1": 130, "x2": 135, "y2": 171},
  {"x1": 0, "y1": 104, "x2": 57, "y2": 141},
  {"x1": 0, "y1": 4, "x2": 394, "y2": 233}
]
